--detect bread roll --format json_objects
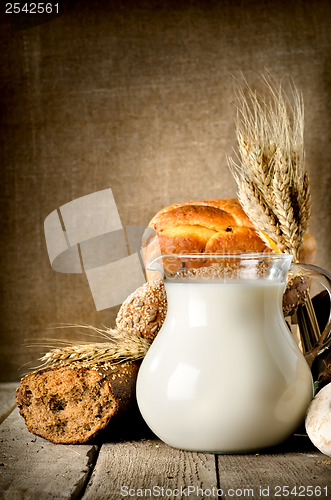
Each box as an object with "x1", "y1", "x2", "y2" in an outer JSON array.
[
  {"x1": 282, "y1": 274, "x2": 310, "y2": 317},
  {"x1": 147, "y1": 199, "x2": 269, "y2": 263},
  {"x1": 144, "y1": 199, "x2": 268, "y2": 277},
  {"x1": 16, "y1": 361, "x2": 140, "y2": 444},
  {"x1": 305, "y1": 382, "x2": 331, "y2": 457},
  {"x1": 116, "y1": 280, "x2": 166, "y2": 342},
  {"x1": 298, "y1": 232, "x2": 317, "y2": 265},
  {"x1": 145, "y1": 199, "x2": 315, "y2": 275}
]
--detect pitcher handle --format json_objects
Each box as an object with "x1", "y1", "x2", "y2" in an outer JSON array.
[{"x1": 290, "y1": 262, "x2": 331, "y2": 367}]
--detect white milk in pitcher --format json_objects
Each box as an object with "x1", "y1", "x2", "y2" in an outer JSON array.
[{"x1": 136, "y1": 280, "x2": 313, "y2": 453}]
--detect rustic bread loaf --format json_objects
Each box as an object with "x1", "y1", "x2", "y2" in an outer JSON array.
[{"x1": 16, "y1": 361, "x2": 140, "y2": 444}]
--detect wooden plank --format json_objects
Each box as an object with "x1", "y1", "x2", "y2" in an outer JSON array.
[
  {"x1": 0, "y1": 382, "x2": 19, "y2": 424},
  {"x1": 83, "y1": 438, "x2": 218, "y2": 499},
  {"x1": 217, "y1": 436, "x2": 331, "y2": 500},
  {"x1": 0, "y1": 408, "x2": 99, "y2": 500}
]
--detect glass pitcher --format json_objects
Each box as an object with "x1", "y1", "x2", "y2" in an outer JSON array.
[{"x1": 136, "y1": 253, "x2": 331, "y2": 453}]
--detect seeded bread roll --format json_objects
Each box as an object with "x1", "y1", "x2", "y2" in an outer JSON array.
[
  {"x1": 116, "y1": 280, "x2": 167, "y2": 342},
  {"x1": 282, "y1": 274, "x2": 310, "y2": 317},
  {"x1": 16, "y1": 361, "x2": 140, "y2": 444}
]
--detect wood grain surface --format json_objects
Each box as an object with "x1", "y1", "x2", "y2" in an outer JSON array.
[
  {"x1": 1, "y1": 383, "x2": 330, "y2": 500},
  {"x1": 217, "y1": 446, "x2": 331, "y2": 498},
  {"x1": 0, "y1": 408, "x2": 98, "y2": 499},
  {"x1": 0, "y1": 382, "x2": 18, "y2": 424},
  {"x1": 83, "y1": 440, "x2": 217, "y2": 499}
]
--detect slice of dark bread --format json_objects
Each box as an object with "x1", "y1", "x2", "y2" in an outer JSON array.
[{"x1": 16, "y1": 361, "x2": 140, "y2": 444}]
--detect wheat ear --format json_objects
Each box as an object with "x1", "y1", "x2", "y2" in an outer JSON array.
[
  {"x1": 228, "y1": 74, "x2": 311, "y2": 260},
  {"x1": 36, "y1": 326, "x2": 151, "y2": 369}
]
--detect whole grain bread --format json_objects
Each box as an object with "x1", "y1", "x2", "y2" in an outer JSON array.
[
  {"x1": 116, "y1": 280, "x2": 166, "y2": 342},
  {"x1": 16, "y1": 361, "x2": 140, "y2": 444}
]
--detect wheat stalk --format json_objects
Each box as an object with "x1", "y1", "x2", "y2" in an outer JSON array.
[
  {"x1": 228, "y1": 74, "x2": 311, "y2": 260},
  {"x1": 35, "y1": 325, "x2": 151, "y2": 369},
  {"x1": 227, "y1": 74, "x2": 324, "y2": 363}
]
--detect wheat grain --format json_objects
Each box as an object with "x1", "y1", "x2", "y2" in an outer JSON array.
[
  {"x1": 35, "y1": 326, "x2": 151, "y2": 369},
  {"x1": 272, "y1": 147, "x2": 300, "y2": 254},
  {"x1": 228, "y1": 74, "x2": 310, "y2": 260}
]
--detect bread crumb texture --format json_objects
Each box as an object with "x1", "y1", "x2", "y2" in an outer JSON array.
[{"x1": 16, "y1": 361, "x2": 139, "y2": 444}]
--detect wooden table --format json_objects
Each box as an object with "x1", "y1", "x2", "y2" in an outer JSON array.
[{"x1": 1, "y1": 382, "x2": 330, "y2": 500}]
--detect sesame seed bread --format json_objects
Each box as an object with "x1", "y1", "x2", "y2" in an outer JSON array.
[
  {"x1": 116, "y1": 280, "x2": 167, "y2": 342},
  {"x1": 282, "y1": 274, "x2": 310, "y2": 317}
]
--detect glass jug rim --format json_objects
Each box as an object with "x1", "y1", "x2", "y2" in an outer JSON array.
[
  {"x1": 146, "y1": 252, "x2": 293, "y2": 270},
  {"x1": 145, "y1": 252, "x2": 293, "y2": 283}
]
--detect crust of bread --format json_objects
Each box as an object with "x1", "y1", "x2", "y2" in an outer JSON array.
[
  {"x1": 146, "y1": 198, "x2": 316, "y2": 269},
  {"x1": 116, "y1": 280, "x2": 167, "y2": 342},
  {"x1": 16, "y1": 361, "x2": 140, "y2": 444},
  {"x1": 145, "y1": 199, "x2": 271, "y2": 275},
  {"x1": 150, "y1": 199, "x2": 254, "y2": 228}
]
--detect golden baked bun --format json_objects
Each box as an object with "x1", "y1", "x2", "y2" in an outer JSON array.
[
  {"x1": 148, "y1": 199, "x2": 269, "y2": 255},
  {"x1": 144, "y1": 198, "x2": 316, "y2": 276}
]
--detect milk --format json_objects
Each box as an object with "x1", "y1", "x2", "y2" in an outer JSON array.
[{"x1": 136, "y1": 280, "x2": 313, "y2": 453}]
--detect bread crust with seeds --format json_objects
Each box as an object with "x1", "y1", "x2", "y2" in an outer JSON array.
[
  {"x1": 116, "y1": 280, "x2": 167, "y2": 342},
  {"x1": 282, "y1": 274, "x2": 310, "y2": 317}
]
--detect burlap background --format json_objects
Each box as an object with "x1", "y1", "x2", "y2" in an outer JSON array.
[{"x1": 1, "y1": 0, "x2": 330, "y2": 381}]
